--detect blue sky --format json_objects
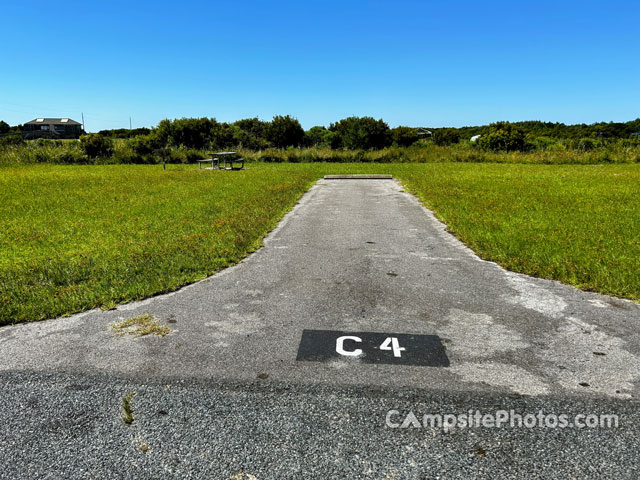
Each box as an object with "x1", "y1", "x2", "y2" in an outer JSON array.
[{"x1": 1, "y1": 0, "x2": 638, "y2": 131}]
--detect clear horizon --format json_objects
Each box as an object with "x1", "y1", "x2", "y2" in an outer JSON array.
[{"x1": 1, "y1": 0, "x2": 638, "y2": 132}]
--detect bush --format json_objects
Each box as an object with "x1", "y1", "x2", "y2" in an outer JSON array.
[
  {"x1": 530, "y1": 136, "x2": 562, "y2": 151},
  {"x1": 304, "y1": 126, "x2": 334, "y2": 147},
  {"x1": 129, "y1": 134, "x2": 161, "y2": 156},
  {"x1": 257, "y1": 149, "x2": 286, "y2": 162},
  {"x1": 233, "y1": 130, "x2": 264, "y2": 149},
  {"x1": 185, "y1": 149, "x2": 207, "y2": 162},
  {"x1": 477, "y1": 122, "x2": 526, "y2": 152},
  {"x1": 0, "y1": 135, "x2": 25, "y2": 147},
  {"x1": 56, "y1": 148, "x2": 87, "y2": 164},
  {"x1": 329, "y1": 117, "x2": 391, "y2": 150},
  {"x1": 34, "y1": 138, "x2": 64, "y2": 147},
  {"x1": 97, "y1": 127, "x2": 151, "y2": 138},
  {"x1": 79, "y1": 134, "x2": 113, "y2": 158},
  {"x1": 209, "y1": 122, "x2": 269, "y2": 150},
  {"x1": 618, "y1": 138, "x2": 640, "y2": 148},
  {"x1": 233, "y1": 118, "x2": 270, "y2": 148},
  {"x1": 433, "y1": 129, "x2": 460, "y2": 146},
  {"x1": 574, "y1": 137, "x2": 599, "y2": 152},
  {"x1": 155, "y1": 118, "x2": 216, "y2": 150},
  {"x1": 391, "y1": 126, "x2": 420, "y2": 147},
  {"x1": 33, "y1": 149, "x2": 57, "y2": 163},
  {"x1": 266, "y1": 115, "x2": 305, "y2": 148},
  {"x1": 110, "y1": 148, "x2": 143, "y2": 164},
  {"x1": 328, "y1": 131, "x2": 343, "y2": 149}
]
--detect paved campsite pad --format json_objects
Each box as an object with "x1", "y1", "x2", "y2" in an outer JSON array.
[{"x1": 2, "y1": 178, "x2": 640, "y2": 478}]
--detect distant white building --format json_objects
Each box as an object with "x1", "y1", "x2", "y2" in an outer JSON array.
[{"x1": 470, "y1": 135, "x2": 481, "y2": 142}]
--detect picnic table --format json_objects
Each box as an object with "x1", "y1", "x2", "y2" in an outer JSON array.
[{"x1": 199, "y1": 151, "x2": 245, "y2": 170}]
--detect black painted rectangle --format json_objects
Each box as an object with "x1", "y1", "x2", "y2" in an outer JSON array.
[{"x1": 296, "y1": 329, "x2": 449, "y2": 367}]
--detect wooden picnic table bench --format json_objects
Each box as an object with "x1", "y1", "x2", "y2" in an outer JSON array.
[
  {"x1": 197, "y1": 158, "x2": 219, "y2": 169},
  {"x1": 205, "y1": 151, "x2": 245, "y2": 170}
]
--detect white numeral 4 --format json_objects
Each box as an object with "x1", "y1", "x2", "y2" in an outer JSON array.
[{"x1": 380, "y1": 337, "x2": 406, "y2": 357}]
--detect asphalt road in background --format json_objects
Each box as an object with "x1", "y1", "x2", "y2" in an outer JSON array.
[{"x1": 1, "y1": 178, "x2": 639, "y2": 479}]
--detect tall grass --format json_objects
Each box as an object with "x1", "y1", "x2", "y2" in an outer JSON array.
[
  {"x1": 2, "y1": 139, "x2": 639, "y2": 167},
  {"x1": 0, "y1": 140, "x2": 87, "y2": 165},
  {"x1": 239, "y1": 142, "x2": 640, "y2": 164}
]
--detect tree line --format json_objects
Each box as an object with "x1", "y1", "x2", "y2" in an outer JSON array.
[
  {"x1": 139, "y1": 116, "x2": 424, "y2": 151},
  {"x1": 2, "y1": 116, "x2": 639, "y2": 154},
  {"x1": 86, "y1": 116, "x2": 640, "y2": 152},
  {"x1": 80, "y1": 116, "x2": 640, "y2": 149}
]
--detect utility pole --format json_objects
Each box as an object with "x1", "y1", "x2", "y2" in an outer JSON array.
[
  {"x1": 129, "y1": 117, "x2": 132, "y2": 130},
  {"x1": 81, "y1": 112, "x2": 85, "y2": 133}
]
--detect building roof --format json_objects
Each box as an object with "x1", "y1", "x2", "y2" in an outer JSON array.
[{"x1": 25, "y1": 118, "x2": 82, "y2": 126}]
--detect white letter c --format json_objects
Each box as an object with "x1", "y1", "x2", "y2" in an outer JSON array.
[{"x1": 336, "y1": 336, "x2": 363, "y2": 356}]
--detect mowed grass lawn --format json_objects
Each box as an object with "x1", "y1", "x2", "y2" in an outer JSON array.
[{"x1": 1, "y1": 163, "x2": 638, "y2": 324}]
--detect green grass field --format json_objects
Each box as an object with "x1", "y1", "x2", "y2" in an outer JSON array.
[{"x1": 1, "y1": 163, "x2": 638, "y2": 324}]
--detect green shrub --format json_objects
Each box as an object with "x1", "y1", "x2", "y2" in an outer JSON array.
[
  {"x1": 266, "y1": 115, "x2": 305, "y2": 148},
  {"x1": 79, "y1": 134, "x2": 114, "y2": 158},
  {"x1": 230, "y1": 126, "x2": 270, "y2": 150},
  {"x1": 56, "y1": 148, "x2": 86, "y2": 164},
  {"x1": 328, "y1": 131, "x2": 343, "y2": 149},
  {"x1": 433, "y1": 129, "x2": 460, "y2": 146},
  {"x1": 156, "y1": 117, "x2": 216, "y2": 150},
  {"x1": 530, "y1": 136, "x2": 562, "y2": 151},
  {"x1": 185, "y1": 149, "x2": 207, "y2": 162},
  {"x1": 110, "y1": 145, "x2": 144, "y2": 164},
  {"x1": 97, "y1": 127, "x2": 151, "y2": 138},
  {"x1": 34, "y1": 138, "x2": 64, "y2": 147},
  {"x1": 168, "y1": 150, "x2": 188, "y2": 163},
  {"x1": 574, "y1": 137, "x2": 598, "y2": 151},
  {"x1": 477, "y1": 122, "x2": 526, "y2": 152},
  {"x1": 233, "y1": 118, "x2": 270, "y2": 149},
  {"x1": 258, "y1": 149, "x2": 286, "y2": 162},
  {"x1": 304, "y1": 126, "x2": 334, "y2": 148},
  {"x1": 129, "y1": 134, "x2": 161, "y2": 156},
  {"x1": 34, "y1": 149, "x2": 57, "y2": 163},
  {"x1": 234, "y1": 117, "x2": 268, "y2": 138},
  {"x1": 391, "y1": 126, "x2": 420, "y2": 147},
  {"x1": 596, "y1": 150, "x2": 613, "y2": 163},
  {"x1": 329, "y1": 117, "x2": 391, "y2": 150},
  {"x1": 0, "y1": 135, "x2": 25, "y2": 147}
]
